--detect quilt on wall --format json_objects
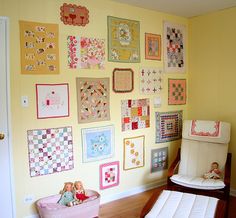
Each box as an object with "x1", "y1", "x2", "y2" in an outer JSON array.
[
  {"x1": 19, "y1": 20, "x2": 59, "y2": 74},
  {"x1": 27, "y1": 126, "x2": 74, "y2": 177},
  {"x1": 67, "y1": 36, "x2": 105, "y2": 69},
  {"x1": 168, "y1": 79, "x2": 186, "y2": 105},
  {"x1": 156, "y1": 110, "x2": 182, "y2": 143},
  {"x1": 163, "y1": 21, "x2": 186, "y2": 73},
  {"x1": 123, "y1": 135, "x2": 145, "y2": 170},
  {"x1": 76, "y1": 77, "x2": 110, "y2": 123},
  {"x1": 121, "y1": 98, "x2": 150, "y2": 131},
  {"x1": 140, "y1": 67, "x2": 163, "y2": 94},
  {"x1": 107, "y1": 16, "x2": 140, "y2": 63}
]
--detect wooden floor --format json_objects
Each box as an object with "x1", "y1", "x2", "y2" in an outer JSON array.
[{"x1": 99, "y1": 186, "x2": 236, "y2": 218}]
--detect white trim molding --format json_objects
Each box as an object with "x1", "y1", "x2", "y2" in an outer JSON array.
[{"x1": 100, "y1": 179, "x2": 166, "y2": 204}]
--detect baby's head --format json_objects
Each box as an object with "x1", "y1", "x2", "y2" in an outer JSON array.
[{"x1": 211, "y1": 162, "x2": 219, "y2": 170}]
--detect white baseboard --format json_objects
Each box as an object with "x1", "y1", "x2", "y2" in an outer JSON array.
[
  {"x1": 100, "y1": 179, "x2": 167, "y2": 204},
  {"x1": 230, "y1": 188, "x2": 236, "y2": 197},
  {"x1": 24, "y1": 215, "x2": 39, "y2": 218}
]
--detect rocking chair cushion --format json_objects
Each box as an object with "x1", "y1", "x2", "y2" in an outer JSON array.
[{"x1": 170, "y1": 174, "x2": 225, "y2": 190}]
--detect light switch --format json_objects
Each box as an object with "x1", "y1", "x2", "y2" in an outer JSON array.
[{"x1": 21, "y1": 96, "x2": 29, "y2": 107}]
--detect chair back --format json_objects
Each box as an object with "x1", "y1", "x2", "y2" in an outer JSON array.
[{"x1": 178, "y1": 120, "x2": 230, "y2": 177}]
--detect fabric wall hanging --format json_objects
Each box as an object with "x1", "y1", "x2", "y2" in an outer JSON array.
[
  {"x1": 145, "y1": 33, "x2": 161, "y2": 60},
  {"x1": 76, "y1": 77, "x2": 110, "y2": 123},
  {"x1": 113, "y1": 68, "x2": 134, "y2": 93},
  {"x1": 107, "y1": 16, "x2": 140, "y2": 63},
  {"x1": 151, "y1": 147, "x2": 168, "y2": 173},
  {"x1": 19, "y1": 20, "x2": 59, "y2": 74},
  {"x1": 60, "y1": 3, "x2": 89, "y2": 26},
  {"x1": 121, "y1": 98, "x2": 150, "y2": 131},
  {"x1": 27, "y1": 126, "x2": 74, "y2": 177},
  {"x1": 36, "y1": 83, "x2": 69, "y2": 119},
  {"x1": 140, "y1": 67, "x2": 163, "y2": 94},
  {"x1": 156, "y1": 110, "x2": 183, "y2": 143},
  {"x1": 67, "y1": 36, "x2": 105, "y2": 69},
  {"x1": 168, "y1": 79, "x2": 186, "y2": 105},
  {"x1": 81, "y1": 125, "x2": 114, "y2": 163},
  {"x1": 163, "y1": 21, "x2": 186, "y2": 73},
  {"x1": 123, "y1": 135, "x2": 145, "y2": 170},
  {"x1": 100, "y1": 161, "x2": 119, "y2": 190}
]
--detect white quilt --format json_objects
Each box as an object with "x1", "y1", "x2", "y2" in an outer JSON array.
[{"x1": 145, "y1": 190, "x2": 218, "y2": 218}]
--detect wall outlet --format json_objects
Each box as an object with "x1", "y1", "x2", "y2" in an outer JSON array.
[
  {"x1": 21, "y1": 96, "x2": 29, "y2": 107},
  {"x1": 23, "y1": 195, "x2": 34, "y2": 204}
]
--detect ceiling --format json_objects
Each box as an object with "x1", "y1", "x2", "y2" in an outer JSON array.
[{"x1": 111, "y1": 0, "x2": 236, "y2": 17}]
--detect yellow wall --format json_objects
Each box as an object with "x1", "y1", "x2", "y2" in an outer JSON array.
[
  {"x1": 189, "y1": 7, "x2": 236, "y2": 189},
  {"x1": 0, "y1": 0, "x2": 188, "y2": 217}
]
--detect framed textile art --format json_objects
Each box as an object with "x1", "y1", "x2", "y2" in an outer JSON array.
[
  {"x1": 163, "y1": 21, "x2": 186, "y2": 73},
  {"x1": 67, "y1": 36, "x2": 105, "y2": 69},
  {"x1": 156, "y1": 110, "x2": 183, "y2": 143},
  {"x1": 151, "y1": 147, "x2": 168, "y2": 173},
  {"x1": 145, "y1": 33, "x2": 161, "y2": 60},
  {"x1": 27, "y1": 126, "x2": 74, "y2": 177},
  {"x1": 113, "y1": 68, "x2": 134, "y2": 93},
  {"x1": 107, "y1": 16, "x2": 140, "y2": 63},
  {"x1": 81, "y1": 125, "x2": 114, "y2": 163},
  {"x1": 60, "y1": 3, "x2": 89, "y2": 26},
  {"x1": 123, "y1": 135, "x2": 145, "y2": 170},
  {"x1": 121, "y1": 98, "x2": 150, "y2": 131},
  {"x1": 140, "y1": 67, "x2": 163, "y2": 94},
  {"x1": 19, "y1": 20, "x2": 59, "y2": 74},
  {"x1": 100, "y1": 161, "x2": 119, "y2": 190},
  {"x1": 76, "y1": 77, "x2": 110, "y2": 123},
  {"x1": 168, "y1": 79, "x2": 186, "y2": 105},
  {"x1": 36, "y1": 83, "x2": 69, "y2": 119},
  {"x1": 190, "y1": 120, "x2": 220, "y2": 137}
]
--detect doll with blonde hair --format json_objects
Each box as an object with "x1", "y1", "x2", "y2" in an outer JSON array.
[
  {"x1": 73, "y1": 181, "x2": 89, "y2": 203},
  {"x1": 58, "y1": 182, "x2": 76, "y2": 207}
]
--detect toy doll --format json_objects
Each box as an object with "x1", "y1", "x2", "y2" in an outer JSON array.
[
  {"x1": 203, "y1": 162, "x2": 221, "y2": 179},
  {"x1": 58, "y1": 182, "x2": 75, "y2": 206},
  {"x1": 73, "y1": 181, "x2": 89, "y2": 203}
]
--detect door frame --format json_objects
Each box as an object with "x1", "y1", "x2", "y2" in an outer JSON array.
[{"x1": 0, "y1": 16, "x2": 15, "y2": 217}]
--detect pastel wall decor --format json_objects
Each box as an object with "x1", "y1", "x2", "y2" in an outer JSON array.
[
  {"x1": 145, "y1": 33, "x2": 161, "y2": 60},
  {"x1": 60, "y1": 3, "x2": 89, "y2": 26},
  {"x1": 151, "y1": 147, "x2": 168, "y2": 173},
  {"x1": 19, "y1": 20, "x2": 59, "y2": 74},
  {"x1": 76, "y1": 77, "x2": 110, "y2": 123},
  {"x1": 168, "y1": 79, "x2": 186, "y2": 105},
  {"x1": 140, "y1": 67, "x2": 163, "y2": 94},
  {"x1": 113, "y1": 68, "x2": 134, "y2": 93},
  {"x1": 27, "y1": 126, "x2": 74, "y2": 177},
  {"x1": 156, "y1": 110, "x2": 183, "y2": 143},
  {"x1": 163, "y1": 21, "x2": 186, "y2": 73},
  {"x1": 121, "y1": 98, "x2": 150, "y2": 131},
  {"x1": 100, "y1": 161, "x2": 120, "y2": 190},
  {"x1": 108, "y1": 16, "x2": 140, "y2": 63},
  {"x1": 36, "y1": 83, "x2": 69, "y2": 119},
  {"x1": 67, "y1": 36, "x2": 105, "y2": 69},
  {"x1": 81, "y1": 125, "x2": 114, "y2": 163},
  {"x1": 123, "y1": 135, "x2": 145, "y2": 170}
]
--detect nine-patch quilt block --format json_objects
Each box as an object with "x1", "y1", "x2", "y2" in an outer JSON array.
[
  {"x1": 27, "y1": 126, "x2": 74, "y2": 177},
  {"x1": 156, "y1": 110, "x2": 183, "y2": 143},
  {"x1": 168, "y1": 79, "x2": 186, "y2": 105},
  {"x1": 121, "y1": 98, "x2": 150, "y2": 131}
]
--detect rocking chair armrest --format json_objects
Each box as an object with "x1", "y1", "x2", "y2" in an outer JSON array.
[
  {"x1": 223, "y1": 153, "x2": 231, "y2": 186},
  {"x1": 168, "y1": 148, "x2": 181, "y2": 178}
]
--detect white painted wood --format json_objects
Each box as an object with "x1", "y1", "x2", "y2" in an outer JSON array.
[{"x1": 0, "y1": 17, "x2": 14, "y2": 218}]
